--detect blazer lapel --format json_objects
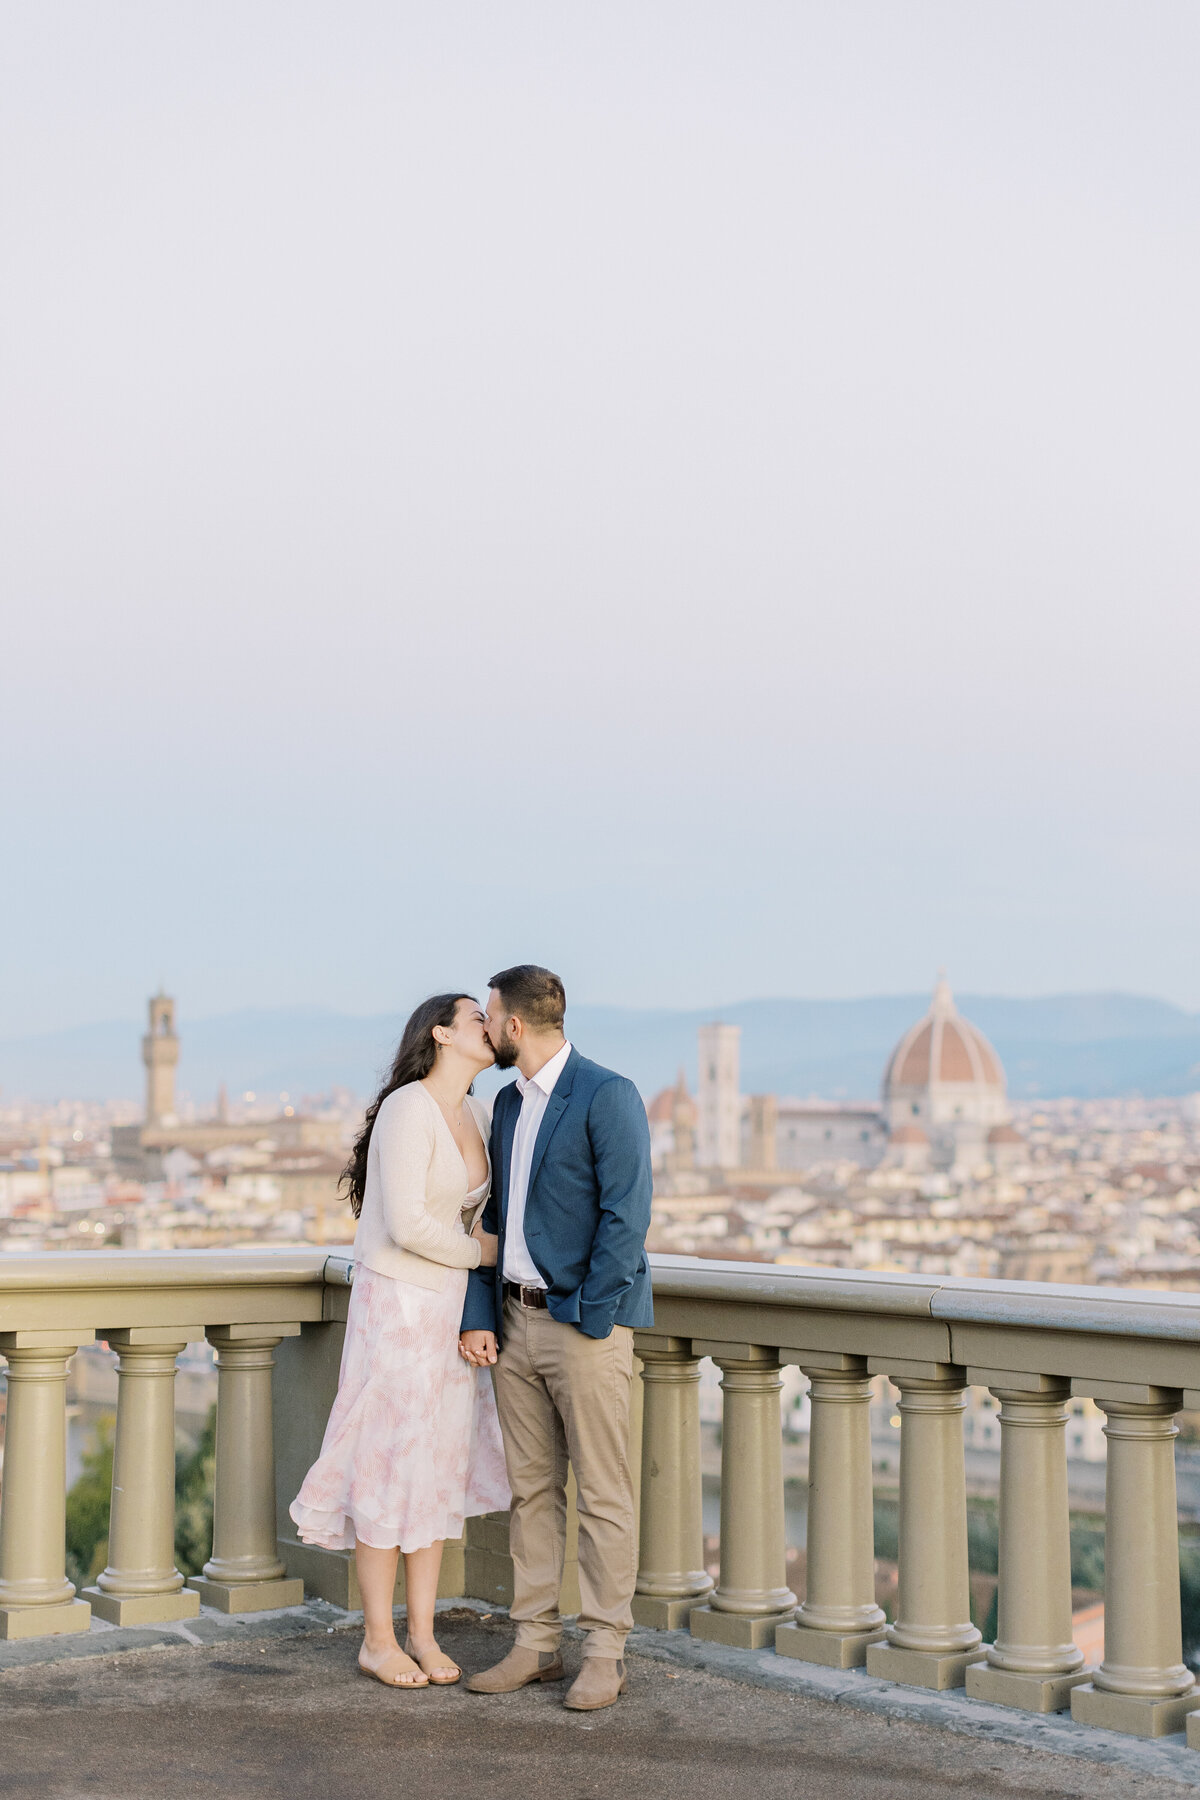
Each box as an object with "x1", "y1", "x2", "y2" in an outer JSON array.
[
  {"x1": 526, "y1": 1048, "x2": 579, "y2": 1201},
  {"x1": 497, "y1": 1087, "x2": 520, "y2": 1224}
]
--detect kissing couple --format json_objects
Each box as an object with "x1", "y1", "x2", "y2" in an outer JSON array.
[{"x1": 291, "y1": 963, "x2": 653, "y2": 1712}]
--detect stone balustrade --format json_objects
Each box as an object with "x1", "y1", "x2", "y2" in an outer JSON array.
[
  {"x1": 641, "y1": 1255, "x2": 1200, "y2": 1741},
  {"x1": 5, "y1": 1248, "x2": 1200, "y2": 1749},
  {"x1": 0, "y1": 1249, "x2": 322, "y2": 1638}
]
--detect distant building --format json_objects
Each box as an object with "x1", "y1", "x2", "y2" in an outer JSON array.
[
  {"x1": 772, "y1": 1101, "x2": 888, "y2": 1169},
  {"x1": 648, "y1": 1069, "x2": 697, "y2": 1170},
  {"x1": 697, "y1": 1023, "x2": 741, "y2": 1170},
  {"x1": 143, "y1": 990, "x2": 180, "y2": 1126},
  {"x1": 745, "y1": 1094, "x2": 778, "y2": 1170},
  {"x1": 881, "y1": 976, "x2": 1022, "y2": 1173},
  {"x1": 112, "y1": 992, "x2": 343, "y2": 1178}
]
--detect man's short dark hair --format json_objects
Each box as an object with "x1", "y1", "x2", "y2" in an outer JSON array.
[{"x1": 489, "y1": 964, "x2": 566, "y2": 1033}]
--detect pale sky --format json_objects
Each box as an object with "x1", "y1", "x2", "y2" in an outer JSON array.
[{"x1": 3, "y1": 2, "x2": 1199, "y2": 1035}]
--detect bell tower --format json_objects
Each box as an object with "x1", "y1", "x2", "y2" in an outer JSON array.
[
  {"x1": 142, "y1": 990, "x2": 180, "y2": 1126},
  {"x1": 697, "y1": 1022, "x2": 741, "y2": 1169}
]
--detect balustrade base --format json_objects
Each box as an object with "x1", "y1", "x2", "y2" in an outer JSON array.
[
  {"x1": 84, "y1": 1586, "x2": 200, "y2": 1627},
  {"x1": 633, "y1": 1592, "x2": 710, "y2": 1630},
  {"x1": 1184, "y1": 1711, "x2": 1200, "y2": 1751},
  {"x1": 463, "y1": 1550, "x2": 515, "y2": 1608},
  {"x1": 1071, "y1": 1681, "x2": 1200, "y2": 1738},
  {"x1": 776, "y1": 1620, "x2": 887, "y2": 1669},
  {"x1": 689, "y1": 1604, "x2": 795, "y2": 1650},
  {"x1": 965, "y1": 1661, "x2": 1092, "y2": 1714},
  {"x1": 0, "y1": 1598, "x2": 91, "y2": 1641},
  {"x1": 866, "y1": 1641, "x2": 987, "y2": 1691},
  {"x1": 187, "y1": 1575, "x2": 305, "y2": 1614}
]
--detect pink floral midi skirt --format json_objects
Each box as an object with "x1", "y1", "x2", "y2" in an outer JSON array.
[{"x1": 290, "y1": 1262, "x2": 511, "y2": 1554}]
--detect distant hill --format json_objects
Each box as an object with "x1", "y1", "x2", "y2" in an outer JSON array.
[{"x1": 3, "y1": 993, "x2": 1200, "y2": 1106}]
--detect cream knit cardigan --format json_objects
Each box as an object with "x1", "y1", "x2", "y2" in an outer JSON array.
[{"x1": 351, "y1": 1082, "x2": 490, "y2": 1290}]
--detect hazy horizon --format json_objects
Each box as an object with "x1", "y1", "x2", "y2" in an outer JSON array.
[
  {"x1": 5, "y1": 987, "x2": 1200, "y2": 1107},
  {"x1": 4, "y1": 3, "x2": 1198, "y2": 1036},
  {"x1": 8, "y1": 981, "x2": 1200, "y2": 1040}
]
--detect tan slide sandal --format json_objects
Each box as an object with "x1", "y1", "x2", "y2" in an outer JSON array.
[
  {"x1": 358, "y1": 1648, "x2": 429, "y2": 1688},
  {"x1": 404, "y1": 1637, "x2": 462, "y2": 1686}
]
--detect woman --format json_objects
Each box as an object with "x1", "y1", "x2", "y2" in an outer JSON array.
[{"x1": 291, "y1": 993, "x2": 511, "y2": 1688}]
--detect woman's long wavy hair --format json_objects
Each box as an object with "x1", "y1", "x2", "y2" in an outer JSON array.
[{"x1": 341, "y1": 992, "x2": 476, "y2": 1218}]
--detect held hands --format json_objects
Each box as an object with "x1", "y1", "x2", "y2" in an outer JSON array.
[
  {"x1": 470, "y1": 1221, "x2": 499, "y2": 1267},
  {"x1": 459, "y1": 1330, "x2": 498, "y2": 1367}
]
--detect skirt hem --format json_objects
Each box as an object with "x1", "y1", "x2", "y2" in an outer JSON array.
[{"x1": 290, "y1": 1499, "x2": 494, "y2": 1558}]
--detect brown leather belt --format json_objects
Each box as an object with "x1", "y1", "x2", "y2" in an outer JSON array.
[{"x1": 504, "y1": 1281, "x2": 548, "y2": 1310}]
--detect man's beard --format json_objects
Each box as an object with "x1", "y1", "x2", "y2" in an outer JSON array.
[{"x1": 490, "y1": 1033, "x2": 519, "y2": 1070}]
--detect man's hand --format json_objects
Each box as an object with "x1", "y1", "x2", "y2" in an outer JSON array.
[
  {"x1": 459, "y1": 1330, "x2": 498, "y2": 1368},
  {"x1": 471, "y1": 1221, "x2": 499, "y2": 1267}
]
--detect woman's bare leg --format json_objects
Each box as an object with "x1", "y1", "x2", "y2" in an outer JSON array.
[
  {"x1": 355, "y1": 1540, "x2": 425, "y2": 1684},
  {"x1": 403, "y1": 1541, "x2": 459, "y2": 1678}
]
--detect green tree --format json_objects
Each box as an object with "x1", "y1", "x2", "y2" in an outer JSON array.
[
  {"x1": 174, "y1": 1405, "x2": 216, "y2": 1578},
  {"x1": 65, "y1": 1413, "x2": 114, "y2": 1591}
]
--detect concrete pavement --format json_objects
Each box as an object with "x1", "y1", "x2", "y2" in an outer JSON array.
[{"x1": 0, "y1": 1609, "x2": 1188, "y2": 1800}]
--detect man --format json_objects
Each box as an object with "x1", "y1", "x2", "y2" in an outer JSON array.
[{"x1": 459, "y1": 964, "x2": 653, "y2": 1712}]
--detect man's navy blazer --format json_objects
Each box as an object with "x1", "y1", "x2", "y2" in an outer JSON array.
[{"x1": 460, "y1": 1048, "x2": 654, "y2": 1345}]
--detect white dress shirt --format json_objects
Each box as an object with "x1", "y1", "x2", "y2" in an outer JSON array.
[{"x1": 503, "y1": 1040, "x2": 572, "y2": 1288}]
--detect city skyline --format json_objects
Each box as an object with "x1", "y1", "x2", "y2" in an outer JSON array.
[{"x1": 4, "y1": 982, "x2": 1200, "y2": 1108}]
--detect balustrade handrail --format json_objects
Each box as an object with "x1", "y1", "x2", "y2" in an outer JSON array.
[
  {"x1": 648, "y1": 1252, "x2": 1200, "y2": 1343},
  {"x1": 0, "y1": 1246, "x2": 1196, "y2": 1341},
  {"x1": 0, "y1": 1247, "x2": 331, "y2": 1294}
]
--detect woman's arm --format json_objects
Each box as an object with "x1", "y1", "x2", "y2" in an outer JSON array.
[{"x1": 375, "y1": 1090, "x2": 482, "y2": 1269}]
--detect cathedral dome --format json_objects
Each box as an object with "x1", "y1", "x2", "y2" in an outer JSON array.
[{"x1": 882, "y1": 977, "x2": 1009, "y2": 1138}]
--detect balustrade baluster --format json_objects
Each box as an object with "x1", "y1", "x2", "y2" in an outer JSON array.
[
  {"x1": 777, "y1": 1359, "x2": 886, "y2": 1667},
  {"x1": 631, "y1": 1335, "x2": 713, "y2": 1629},
  {"x1": 964, "y1": 1377, "x2": 1089, "y2": 1712},
  {"x1": 187, "y1": 1325, "x2": 305, "y2": 1613},
  {"x1": 1070, "y1": 1388, "x2": 1200, "y2": 1737},
  {"x1": 0, "y1": 1333, "x2": 94, "y2": 1639},
  {"x1": 689, "y1": 1344, "x2": 795, "y2": 1649},
  {"x1": 866, "y1": 1367, "x2": 985, "y2": 1689},
  {"x1": 84, "y1": 1330, "x2": 202, "y2": 1625}
]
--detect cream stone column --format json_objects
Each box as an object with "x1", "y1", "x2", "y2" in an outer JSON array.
[
  {"x1": 0, "y1": 1333, "x2": 94, "y2": 1639},
  {"x1": 631, "y1": 1335, "x2": 713, "y2": 1628},
  {"x1": 866, "y1": 1369, "x2": 984, "y2": 1689},
  {"x1": 777, "y1": 1360, "x2": 886, "y2": 1668},
  {"x1": 690, "y1": 1346, "x2": 795, "y2": 1649},
  {"x1": 188, "y1": 1325, "x2": 304, "y2": 1613},
  {"x1": 965, "y1": 1379, "x2": 1089, "y2": 1712},
  {"x1": 1070, "y1": 1389, "x2": 1200, "y2": 1737},
  {"x1": 84, "y1": 1331, "x2": 201, "y2": 1625}
]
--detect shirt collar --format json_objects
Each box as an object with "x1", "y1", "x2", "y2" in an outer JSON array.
[{"x1": 515, "y1": 1040, "x2": 573, "y2": 1101}]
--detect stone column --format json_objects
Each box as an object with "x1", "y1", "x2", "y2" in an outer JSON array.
[
  {"x1": 965, "y1": 1380, "x2": 1089, "y2": 1712},
  {"x1": 84, "y1": 1331, "x2": 201, "y2": 1625},
  {"x1": 777, "y1": 1362, "x2": 886, "y2": 1668},
  {"x1": 188, "y1": 1325, "x2": 304, "y2": 1613},
  {"x1": 1071, "y1": 1389, "x2": 1200, "y2": 1737},
  {"x1": 632, "y1": 1335, "x2": 713, "y2": 1629},
  {"x1": 0, "y1": 1334, "x2": 93, "y2": 1639},
  {"x1": 690, "y1": 1347, "x2": 795, "y2": 1649},
  {"x1": 866, "y1": 1370, "x2": 984, "y2": 1689}
]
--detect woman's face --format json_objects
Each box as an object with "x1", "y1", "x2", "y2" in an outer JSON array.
[{"x1": 446, "y1": 997, "x2": 495, "y2": 1069}]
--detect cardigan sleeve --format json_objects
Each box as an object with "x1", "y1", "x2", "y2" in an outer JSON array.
[{"x1": 375, "y1": 1089, "x2": 483, "y2": 1269}]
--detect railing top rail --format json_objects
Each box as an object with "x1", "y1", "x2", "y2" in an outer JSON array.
[
  {"x1": 0, "y1": 1248, "x2": 331, "y2": 1293},
  {"x1": 1, "y1": 1247, "x2": 1197, "y2": 1357},
  {"x1": 649, "y1": 1254, "x2": 1200, "y2": 1344}
]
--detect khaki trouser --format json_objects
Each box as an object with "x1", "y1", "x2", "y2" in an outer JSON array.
[{"x1": 492, "y1": 1294, "x2": 636, "y2": 1659}]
